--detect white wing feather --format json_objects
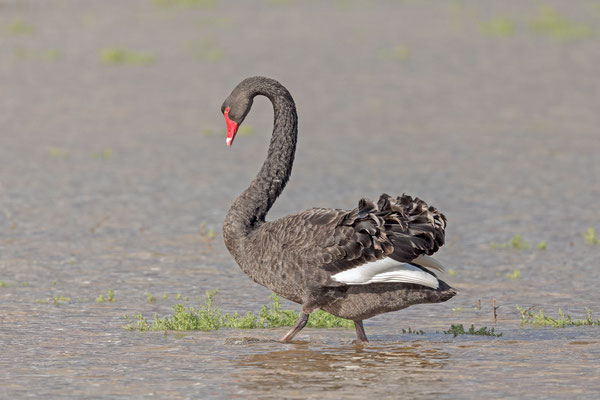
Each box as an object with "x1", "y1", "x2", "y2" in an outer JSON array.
[{"x1": 331, "y1": 257, "x2": 440, "y2": 289}]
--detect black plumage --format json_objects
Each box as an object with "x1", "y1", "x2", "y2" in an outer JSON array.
[{"x1": 221, "y1": 77, "x2": 456, "y2": 343}]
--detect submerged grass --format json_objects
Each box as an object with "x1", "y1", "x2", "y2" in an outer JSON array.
[
  {"x1": 480, "y1": 16, "x2": 516, "y2": 37},
  {"x1": 444, "y1": 324, "x2": 502, "y2": 337},
  {"x1": 153, "y1": 0, "x2": 216, "y2": 7},
  {"x1": 517, "y1": 305, "x2": 600, "y2": 327},
  {"x1": 124, "y1": 290, "x2": 353, "y2": 332},
  {"x1": 96, "y1": 289, "x2": 115, "y2": 303},
  {"x1": 529, "y1": 6, "x2": 593, "y2": 40},
  {"x1": 4, "y1": 19, "x2": 35, "y2": 35},
  {"x1": 377, "y1": 46, "x2": 410, "y2": 61},
  {"x1": 188, "y1": 39, "x2": 225, "y2": 62},
  {"x1": 505, "y1": 269, "x2": 521, "y2": 280},
  {"x1": 490, "y1": 234, "x2": 530, "y2": 249},
  {"x1": 583, "y1": 227, "x2": 599, "y2": 245},
  {"x1": 100, "y1": 48, "x2": 155, "y2": 65}
]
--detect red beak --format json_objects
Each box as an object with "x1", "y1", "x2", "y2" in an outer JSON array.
[{"x1": 224, "y1": 107, "x2": 238, "y2": 147}]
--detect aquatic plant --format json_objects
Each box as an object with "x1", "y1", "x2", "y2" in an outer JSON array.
[
  {"x1": 444, "y1": 324, "x2": 502, "y2": 337},
  {"x1": 48, "y1": 146, "x2": 68, "y2": 158},
  {"x1": 153, "y1": 0, "x2": 216, "y2": 7},
  {"x1": 517, "y1": 305, "x2": 600, "y2": 327},
  {"x1": 100, "y1": 48, "x2": 155, "y2": 65},
  {"x1": 53, "y1": 295, "x2": 71, "y2": 305},
  {"x1": 377, "y1": 46, "x2": 410, "y2": 61},
  {"x1": 4, "y1": 19, "x2": 34, "y2": 34},
  {"x1": 124, "y1": 290, "x2": 353, "y2": 332},
  {"x1": 189, "y1": 39, "x2": 225, "y2": 62},
  {"x1": 490, "y1": 234, "x2": 534, "y2": 249},
  {"x1": 402, "y1": 327, "x2": 425, "y2": 335},
  {"x1": 536, "y1": 240, "x2": 547, "y2": 250},
  {"x1": 146, "y1": 292, "x2": 157, "y2": 304},
  {"x1": 583, "y1": 227, "x2": 599, "y2": 245},
  {"x1": 529, "y1": 6, "x2": 593, "y2": 40},
  {"x1": 505, "y1": 269, "x2": 521, "y2": 280},
  {"x1": 199, "y1": 223, "x2": 216, "y2": 250},
  {"x1": 96, "y1": 289, "x2": 115, "y2": 303},
  {"x1": 0, "y1": 280, "x2": 10, "y2": 288},
  {"x1": 92, "y1": 147, "x2": 113, "y2": 160},
  {"x1": 480, "y1": 16, "x2": 516, "y2": 37},
  {"x1": 14, "y1": 47, "x2": 60, "y2": 61}
]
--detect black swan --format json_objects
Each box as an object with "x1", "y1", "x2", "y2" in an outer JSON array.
[{"x1": 221, "y1": 76, "x2": 456, "y2": 343}]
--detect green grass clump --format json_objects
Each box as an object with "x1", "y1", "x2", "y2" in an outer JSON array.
[
  {"x1": 4, "y1": 19, "x2": 35, "y2": 34},
  {"x1": 536, "y1": 240, "x2": 547, "y2": 250},
  {"x1": 529, "y1": 6, "x2": 593, "y2": 40},
  {"x1": 480, "y1": 16, "x2": 516, "y2": 37},
  {"x1": 377, "y1": 46, "x2": 410, "y2": 61},
  {"x1": 153, "y1": 0, "x2": 216, "y2": 7},
  {"x1": 517, "y1": 305, "x2": 600, "y2": 327},
  {"x1": 14, "y1": 47, "x2": 60, "y2": 61},
  {"x1": 96, "y1": 289, "x2": 115, "y2": 303},
  {"x1": 490, "y1": 234, "x2": 531, "y2": 249},
  {"x1": 583, "y1": 227, "x2": 599, "y2": 245},
  {"x1": 124, "y1": 290, "x2": 352, "y2": 332},
  {"x1": 402, "y1": 327, "x2": 425, "y2": 335},
  {"x1": 92, "y1": 147, "x2": 113, "y2": 160},
  {"x1": 505, "y1": 269, "x2": 521, "y2": 280},
  {"x1": 189, "y1": 39, "x2": 224, "y2": 62},
  {"x1": 100, "y1": 48, "x2": 155, "y2": 65},
  {"x1": 0, "y1": 280, "x2": 10, "y2": 288},
  {"x1": 444, "y1": 324, "x2": 502, "y2": 337},
  {"x1": 146, "y1": 292, "x2": 157, "y2": 304},
  {"x1": 53, "y1": 295, "x2": 71, "y2": 305}
]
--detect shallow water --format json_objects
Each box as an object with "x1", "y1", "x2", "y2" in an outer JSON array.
[{"x1": 1, "y1": 0, "x2": 599, "y2": 398}]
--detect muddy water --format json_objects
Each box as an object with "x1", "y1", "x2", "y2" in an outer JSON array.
[{"x1": 1, "y1": 0, "x2": 599, "y2": 398}]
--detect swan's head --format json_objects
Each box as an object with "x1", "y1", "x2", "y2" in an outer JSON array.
[{"x1": 221, "y1": 88, "x2": 253, "y2": 147}]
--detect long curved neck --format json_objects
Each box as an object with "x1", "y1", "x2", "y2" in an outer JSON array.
[{"x1": 225, "y1": 80, "x2": 298, "y2": 237}]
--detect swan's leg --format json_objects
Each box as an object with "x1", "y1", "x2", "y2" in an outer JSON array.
[
  {"x1": 280, "y1": 312, "x2": 310, "y2": 341},
  {"x1": 354, "y1": 320, "x2": 369, "y2": 343}
]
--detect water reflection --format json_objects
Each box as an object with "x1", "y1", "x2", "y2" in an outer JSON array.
[{"x1": 232, "y1": 342, "x2": 450, "y2": 397}]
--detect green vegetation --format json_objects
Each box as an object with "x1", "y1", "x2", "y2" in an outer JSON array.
[
  {"x1": 529, "y1": 6, "x2": 593, "y2": 40},
  {"x1": 153, "y1": 0, "x2": 216, "y2": 7},
  {"x1": 100, "y1": 48, "x2": 155, "y2": 65},
  {"x1": 402, "y1": 327, "x2": 425, "y2": 335},
  {"x1": 92, "y1": 147, "x2": 113, "y2": 160},
  {"x1": 35, "y1": 295, "x2": 71, "y2": 305},
  {"x1": 199, "y1": 223, "x2": 216, "y2": 250},
  {"x1": 536, "y1": 240, "x2": 547, "y2": 250},
  {"x1": 146, "y1": 292, "x2": 157, "y2": 304},
  {"x1": 96, "y1": 289, "x2": 115, "y2": 303},
  {"x1": 583, "y1": 227, "x2": 599, "y2": 245},
  {"x1": 14, "y1": 48, "x2": 60, "y2": 61},
  {"x1": 0, "y1": 280, "x2": 10, "y2": 288},
  {"x1": 506, "y1": 269, "x2": 521, "y2": 280},
  {"x1": 452, "y1": 306, "x2": 464, "y2": 313},
  {"x1": 480, "y1": 16, "x2": 516, "y2": 37},
  {"x1": 517, "y1": 305, "x2": 600, "y2": 327},
  {"x1": 189, "y1": 40, "x2": 224, "y2": 62},
  {"x1": 377, "y1": 46, "x2": 410, "y2": 61},
  {"x1": 490, "y1": 233, "x2": 531, "y2": 250},
  {"x1": 448, "y1": 268, "x2": 456, "y2": 277},
  {"x1": 4, "y1": 19, "x2": 34, "y2": 35},
  {"x1": 444, "y1": 324, "x2": 502, "y2": 337},
  {"x1": 124, "y1": 290, "x2": 353, "y2": 332},
  {"x1": 48, "y1": 146, "x2": 68, "y2": 158}
]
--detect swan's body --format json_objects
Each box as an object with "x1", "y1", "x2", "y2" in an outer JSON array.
[{"x1": 221, "y1": 77, "x2": 456, "y2": 342}]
